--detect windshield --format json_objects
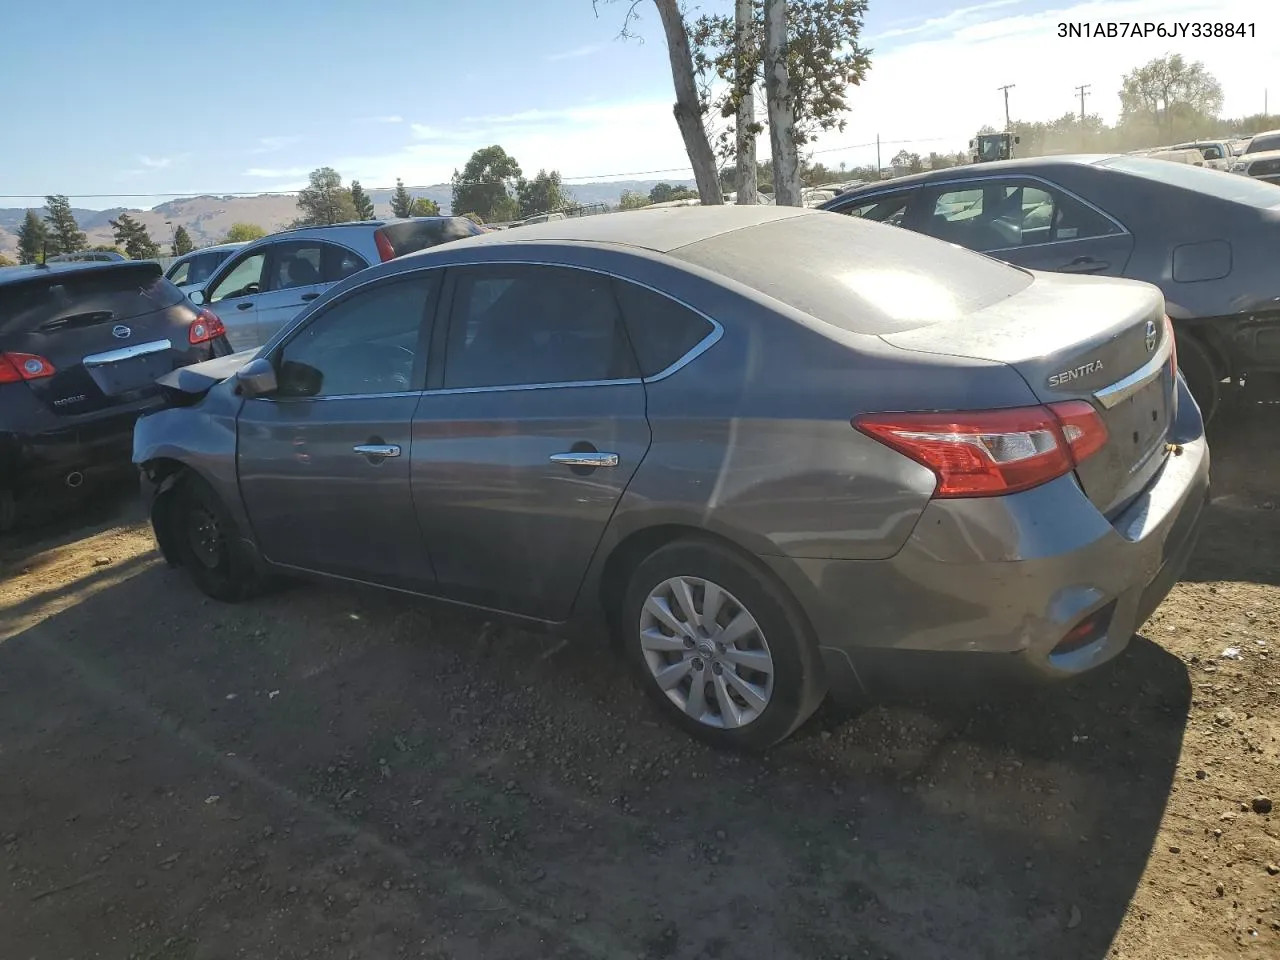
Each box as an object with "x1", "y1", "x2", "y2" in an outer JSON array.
[
  {"x1": 1099, "y1": 156, "x2": 1280, "y2": 207},
  {"x1": 1245, "y1": 133, "x2": 1280, "y2": 154}
]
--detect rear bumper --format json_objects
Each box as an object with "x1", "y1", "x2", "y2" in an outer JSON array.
[
  {"x1": 0, "y1": 401, "x2": 162, "y2": 493},
  {"x1": 766, "y1": 408, "x2": 1211, "y2": 701}
]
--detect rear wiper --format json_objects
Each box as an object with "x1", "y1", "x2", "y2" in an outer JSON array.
[{"x1": 38, "y1": 310, "x2": 115, "y2": 332}]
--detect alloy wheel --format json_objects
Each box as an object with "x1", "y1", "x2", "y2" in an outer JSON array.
[{"x1": 638, "y1": 576, "x2": 775, "y2": 729}]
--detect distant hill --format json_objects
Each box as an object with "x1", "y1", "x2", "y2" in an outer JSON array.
[{"x1": 0, "y1": 179, "x2": 697, "y2": 258}]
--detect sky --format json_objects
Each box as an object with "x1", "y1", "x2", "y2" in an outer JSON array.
[{"x1": 1, "y1": 0, "x2": 1277, "y2": 210}]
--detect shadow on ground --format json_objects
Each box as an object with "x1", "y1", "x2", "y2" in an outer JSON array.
[{"x1": 0, "y1": 549, "x2": 1190, "y2": 960}]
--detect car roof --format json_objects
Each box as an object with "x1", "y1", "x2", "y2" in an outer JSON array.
[
  {"x1": 0, "y1": 258, "x2": 162, "y2": 288},
  {"x1": 265, "y1": 216, "x2": 465, "y2": 239},
  {"x1": 836, "y1": 155, "x2": 1117, "y2": 193},
  {"x1": 421, "y1": 205, "x2": 815, "y2": 255}
]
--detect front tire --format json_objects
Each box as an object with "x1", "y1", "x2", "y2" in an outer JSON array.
[
  {"x1": 167, "y1": 474, "x2": 265, "y2": 602},
  {"x1": 621, "y1": 539, "x2": 826, "y2": 750}
]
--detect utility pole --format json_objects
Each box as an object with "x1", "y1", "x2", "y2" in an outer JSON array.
[
  {"x1": 1074, "y1": 84, "x2": 1090, "y2": 123},
  {"x1": 875, "y1": 134, "x2": 881, "y2": 179},
  {"x1": 998, "y1": 84, "x2": 1015, "y2": 131}
]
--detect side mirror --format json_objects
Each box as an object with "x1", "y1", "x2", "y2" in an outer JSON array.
[
  {"x1": 188, "y1": 288, "x2": 206, "y2": 305},
  {"x1": 236, "y1": 357, "x2": 278, "y2": 398}
]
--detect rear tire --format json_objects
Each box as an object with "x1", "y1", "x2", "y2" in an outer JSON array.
[
  {"x1": 620, "y1": 538, "x2": 826, "y2": 750},
  {"x1": 1176, "y1": 334, "x2": 1221, "y2": 424},
  {"x1": 167, "y1": 474, "x2": 265, "y2": 602}
]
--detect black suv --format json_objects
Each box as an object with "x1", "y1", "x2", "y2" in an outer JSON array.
[{"x1": 0, "y1": 260, "x2": 231, "y2": 530}]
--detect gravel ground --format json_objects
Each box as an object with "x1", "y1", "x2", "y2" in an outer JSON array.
[{"x1": 0, "y1": 404, "x2": 1276, "y2": 960}]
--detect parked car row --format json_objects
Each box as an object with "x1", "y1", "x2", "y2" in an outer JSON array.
[
  {"x1": 0, "y1": 216, "x2": 484, "y2": 530},
  {"x1": 131, "y1": 205, "x2": 1210, "y2": 749},
  {"x1": 821, "y1": 154, "x2": 1280, "y2": 422}
]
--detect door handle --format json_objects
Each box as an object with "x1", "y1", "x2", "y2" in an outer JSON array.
[
  {"x1": 300, "y1": 292, "x2": 320, "y2": 302},
  {"x1": 1058, "y1": 256, "x2": 1109, "y2": 273},
  {"x1": 549, "y1": 452, "x2": 619, "y2": 467},
  {"x1": 353, "y1": 443, "x2": 401, "y2": 458},
  {"x1": 236, "y1": 301, "x2": 254, "y2": 310}
]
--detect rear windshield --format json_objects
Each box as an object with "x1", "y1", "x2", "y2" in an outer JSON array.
[
  {"x1": 670, "y1": 212, "x2": 1033, "y2": 334},
  {"x1": 0, "y1": 263, "x2": 184, "y2": 336},
  {"x1": 1099, "y1": 156, "x2": 1280, "y2": 207},
  {"x1": 381, "y1": 217, "x2": 484, "y2": 258},
  {"x1": 1244, "y1": 133, "x2": 1280, "y2": 154}
]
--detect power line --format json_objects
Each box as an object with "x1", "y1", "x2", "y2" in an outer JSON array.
[{"x1": 0, "y1": 136, "x2": 959, "y2": 201}]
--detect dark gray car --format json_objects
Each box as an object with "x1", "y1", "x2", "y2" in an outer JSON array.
[
  {"x1": 132, "y1": 206, "x2": 1210, "y2": 749},
  {"x1": 820, "y1": 155, "x2": 1280, "y2": 420}
]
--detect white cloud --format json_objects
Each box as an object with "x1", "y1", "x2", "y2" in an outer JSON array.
[
  {"x1": 243, "y1": 0, "x2": 1280, "y2": 191},
  {"x1": 243, "y1": 166, "x2": 311, "y2": 178},
  {"x1": 804, "y1": 0, "x2": 1280, "y2": 171},
  {"x1": 361, "y1": 115, "x2": 404, "y2": 123},
  {"x1": 249, "y1": 135, "x2": 301, "y2": 154},
  {"x1": 139, "y1": 155, "x2": 171, "y2": 169},
  {"x1": 545, "y1": 43, "x2": 605, "y2": 62}
]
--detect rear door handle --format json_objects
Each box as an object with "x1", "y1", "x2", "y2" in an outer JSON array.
[
  {"x1": 549, "y1": 452, "x2": 619, "y2": 467},
  {"x1": 236, "y1": 301, "x2": 254, "y2": 310},
  {"x1": 353, "y1": 443, "x2": 401, "y2": 458},
  {"x1": 300, "y1": 292, "x2": 320, "y2": 302}
]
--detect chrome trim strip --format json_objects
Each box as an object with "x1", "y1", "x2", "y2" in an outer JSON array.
[
  {"x1": 826, "y1": 172, "x2": 1131, "y2": 249},
  {"x1": 1093, "y1": 335, "x2": 1173, "y2": 409},
  {"x1": 254, "y1": 259, "x2": 725, "y2": 401},
  {"x1": 83, "y1": 338, "x2": 172, "y2": 366}
]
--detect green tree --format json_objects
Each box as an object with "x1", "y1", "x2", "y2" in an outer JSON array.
[
  {"x1": 350, "y1": 180, "x2": 376, "y2": 220},
  {"x1": 16, "y1": 209, "x2": 50, "y2": 264},
  {"x1": 408, "y1": 196, "x2": 440, "y2": 216},
  {"x1": 172, "y1": 224, "x2": 194, "y2": 256},
  {"x1": 516, "y1": 169, "x2": 571, "y2": 218},
  {"x1": 0, "y1": 253, "x2": 15, "y2": 268},
  {"x1": 618, "y1": 191, "x2": 650, "y2": 210},
  {"x1": 649, "y1": 182, "x2": 697, "y2": 203},
  {"x1": 1120, "y1": 54, "x2": 1223, "y2": 141},
  {"x1": 390, "y1": 178, "x2": 414, "y2": 218},
  {"x1": 294, "y1": 166, "x2": 358, "y2": 226},
  {"x1": 110, "y1": 213, "x2": 161, "y2": 260},
  {"x1": 451, "y1": 146, "x2": 522, "y2": 223},
  {"x1": 43, "y1": 195, "x2": 87, "y2": 254},
  {"x1": 223, "y1": 222, "x2": 267, "y2": 243}
]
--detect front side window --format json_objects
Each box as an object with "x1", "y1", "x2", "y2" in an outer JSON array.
[
  {"x1": 267, "y1": 242, "x2": 324, "y2": 291},
  {"x1": 837, "y1": 190, "x2": 914, "y2": 227},
  {"x1": 207, "y1": 251, "x2": 267, "y2": 303},
  {"x1": 442, "y1": 265, "x2": 638, "y2": 389},
  {"x1": 273, "y1": 273, "x2": 437, "y2": 399}
]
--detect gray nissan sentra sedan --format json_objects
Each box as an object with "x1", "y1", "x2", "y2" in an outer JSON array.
[{"x1": 132, "y1": 205, "x2": 1210, "y2": 749}]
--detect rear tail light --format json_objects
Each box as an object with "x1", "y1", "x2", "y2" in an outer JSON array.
[
  {"x1": 189, "y1": 308, "x2": 227, "y2": 345},
  {"x1": 0, "y1": 351, "x2": 56, "y2": 383},
  {"x1": 854, "y1": 401, "x2": 1109, "y2": 498},
  {"x1": 374, "y1": 228, "x2": 396, "y2": 262}
]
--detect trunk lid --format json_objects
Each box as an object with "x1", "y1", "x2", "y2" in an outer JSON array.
[
  {"x1": 879, "y1": 271, "x2": 1176, "y2": 516},
  {"x1": 0, "y1": 262, "x2": 202, "y2": 416}
]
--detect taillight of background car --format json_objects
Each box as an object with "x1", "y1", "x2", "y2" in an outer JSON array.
[
  {"x1": 0, "y1": 351, "x2": 57, "y2": 383},
  {"x1": 189, "y1": 308, "x2": 227, "y2": 345},
  {"x1": 854, "y1": 402, "x2": 1109, "y2": 498},
  {"x1": 374, "y1": 229, "x2": 396, "y2": 263}
]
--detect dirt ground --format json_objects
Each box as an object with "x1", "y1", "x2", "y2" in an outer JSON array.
[{"x1": 1, "y1": 405, "x2": 1276, "y2": 960}]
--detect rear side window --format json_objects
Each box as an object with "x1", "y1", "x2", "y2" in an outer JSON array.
[
  {"x1": 323, "y1": 244, "x2": 369, "y2": 283},
  {"x1": 442, "y1": 264, "x2": 638, "y2": 389},
  {"x1": 612, "y1": 279, "x2": 713, "y2": 377},
  {"x1": 268, "y1": 242, "x2": 324, "y2": 291},
  {"x1": 836, "y1": 190, "x2": 914, "y2": 226},
  {"x1": 0, "y1": 265, "x2": 184, "y2": 336}
]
